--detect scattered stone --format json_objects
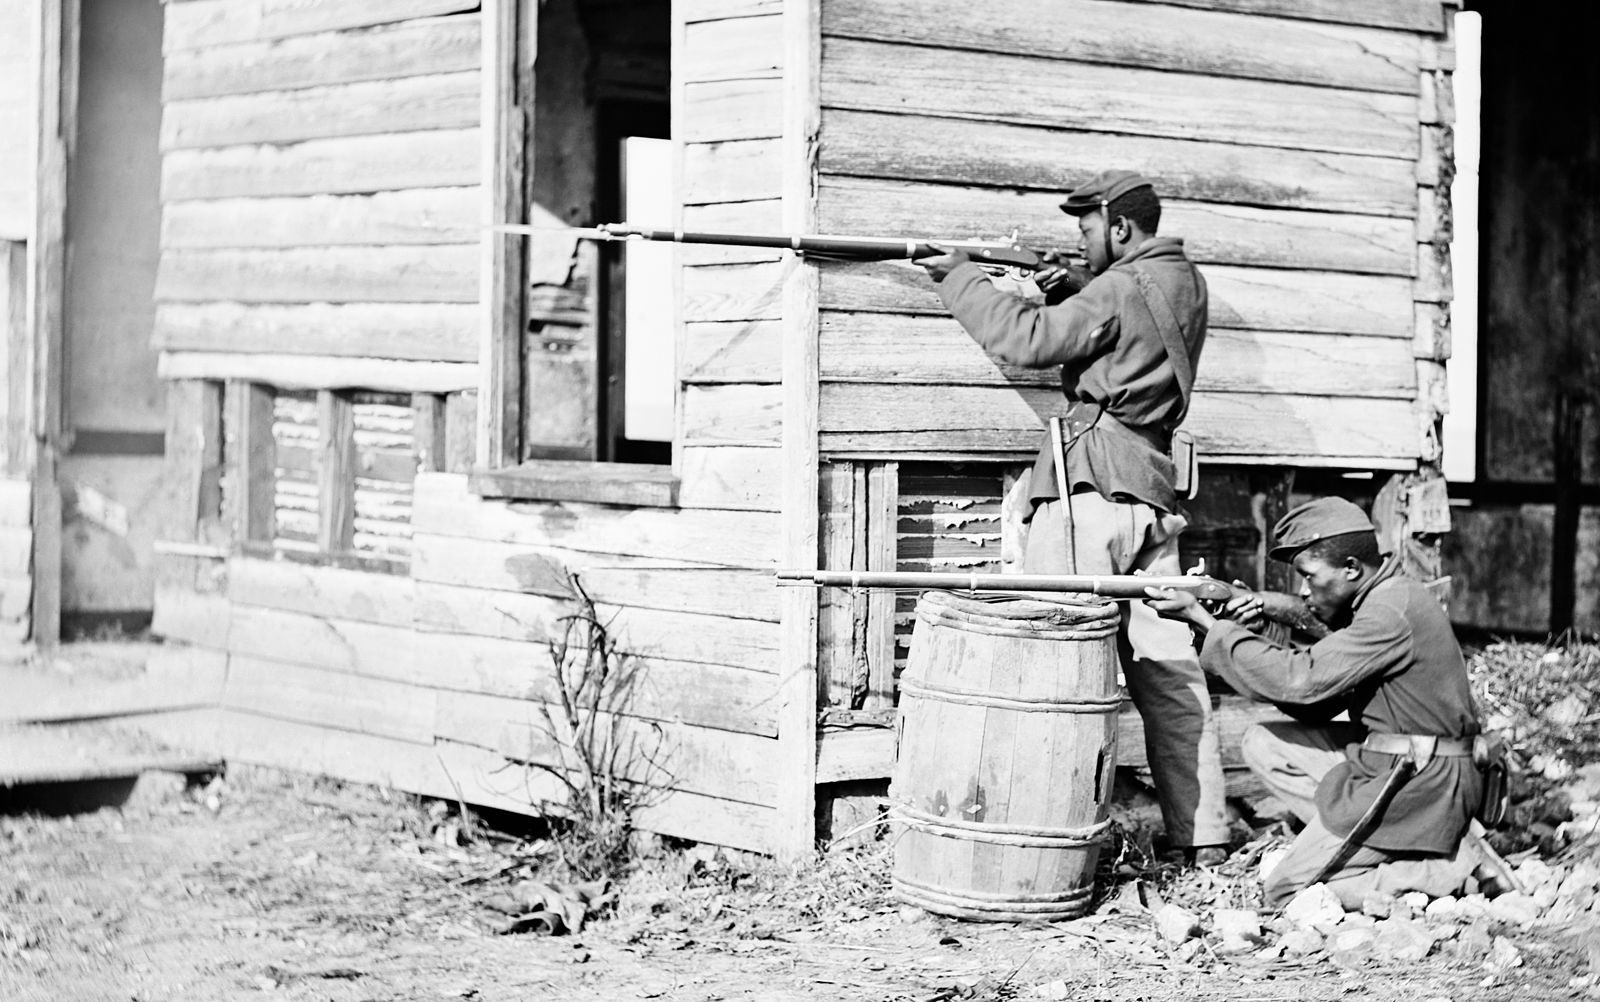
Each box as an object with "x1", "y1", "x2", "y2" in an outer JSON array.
[
  {"x1": 1424, "y1": 895, "x2": 1460, "y2": 923},
  {"x1": 1212, "y1": 908, "x2": 1261, "y2": 953},
  {"x1": 1327, "y1": 926, "x2": 1376, "y2": 955},
  {"x1": 1284, "y1": 884, "x2": 1344, "y2": 931},
  {"x1": 1371, "y1": 916, "x2": 1436, "y2": 962},
  {"x1": 1154, "y1": 903, "x2": 1201, "y2": 945},
  {"x1": 1259, "y1": 847, "x2": 1289, "y2": 884},
  {"x1": 1340, "y1": 912, "x2": 1377, "y2": 930},
  {"x1": 1279, "y1": 928, "x2": 1323, "y2": 956},
  {"x1": 1030, "y1": 980, "x2": 1069, "y2": 1001},
  {"x1": 1483, "y1": 935, "x2": 1523, "y2": 974},
  {"x1": 1487, "y1": 892, "x2": 1542, "y2": 926},
  {"x1": 1361, "y1": 894, "x2": 1394, "y2": 919},
  {"x1": 1456, "y1": 894, "x2": 1493, "y2": 921},
  {"x1": 1453, "y1": 920, "x2": 1494, "y2": 962}
]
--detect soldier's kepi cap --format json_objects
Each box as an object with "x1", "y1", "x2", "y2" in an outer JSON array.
[
  {"x1": 1059, "y1": 169, "x2": 1156, "y2": 216},
  {"x1": 1268, "y1": 497, "x2": 1377, "y2": 563}
]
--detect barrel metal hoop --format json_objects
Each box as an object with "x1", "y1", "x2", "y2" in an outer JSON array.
[
  {"x1": 898, "y1": 676, "x2": 1124, "y2": 713},
  {"x1": 915, "y1": 607, "x2": 1119, "y2": 641},
  {"x1": 893, "y1": 873, "x2": 1093, "y2": 908},
  {"x1": 892, "y1": 803, "x2": 1112, "y2": 846}
]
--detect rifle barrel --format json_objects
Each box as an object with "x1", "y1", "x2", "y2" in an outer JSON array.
[
  {"x1": 596, "y1": 224, "x2": 1043, "y2": 270},
  {"x1": 775, "y1": 569, "x2": 1236, "y2": 601}
]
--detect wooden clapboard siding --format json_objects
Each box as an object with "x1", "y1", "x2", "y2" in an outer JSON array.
[
  {"x1": 156, "y1": 246, "x2": 477, "y2": 304},
  {"x1": 158, "y1": 353, "x2": 476, "y2": 393},
  {"x1": 823, "y1": 110, "x2": 1415, "y2": 218},
  {"x1": 1125, "y1": 0, "x2": 1443, "y2": 34},
  {"x1": 434, "y1": 688, "x2": 777, "y2": 805},
  {"x1": 824, "y1": 38, "x2": 1418, "y2": 160},
  {"x1": 818, "y1": 385, "x2": 1417, "y2": 463},
  {"x1": 681, "y1": 384, "x2": 783, "y2": 447},
  {"x1": 683, "y1": 320, "x2": 782, "y2": 383},
  {"x1": 0, "y1": 5, "x2": 31, "y2": 241},
  {"x1": 228, "y1": 603, "x2": 420, "y2": 681},
  {"x1": 152, "y1": 303, "x2": 478, "y2": 361},
  {"x1": 682, "y1": 79, "x2": 783, "y2": 142},
  {"x1": 151, "y1": 586, "x2": 233, "y2": 648},
  {"x1": 682, "y1": 138, "x2": 783, "y2": 205},
  {"x1": 816, "y1": 261, "x2": 1415, "y2": 338},
  {"x1": 677, "y1": 446, "x2": 782, "y2": 512},
  {"x1": 161, "y1": 129, "x2": 478, "y2": 201},
  {"x1": 162, "y1": 71, "x2": 480, "y2": 150},
  {"x1": 684, "y1": 261, "x2": 787, "y2": 322},
  {"x1": 410, "y1": 533, "x2": 782, "y2": 622},
  {"x1": 413, "y1": 580, "x2": 781, "y2": 667},
  {"x1": 407, "y1": 630, "x2": 777, "y2": 735},
  {"x1": 817, "y1": 178, "x2": 1415, "y2": 278},
  {"x1": 161, "y1": 189, "x2": 477, "y2": 249},
  {"x1": 412, "y1": 473, "x2": 779, "y2": 567},
  {"x1": 680, "y1": 200, "x2": 784, "y2": 265},
  {"x1": 818, "y1": 315, "x2": 1416, "y2": 399},
  {"x1": 163, "y1": 0, "x2": 480, "y2": 52},
  {"x1": 223, "y1": 654, "x2": 437, "y2": 743},
  {"x1": 821, "y1": 0, "x2": 1422, "y2": 96},
  {"x1": 684, "y1": 0, "x2": 783, "y2": 21},
  {"x1": 162, "y1": 15, "x2": 481, "y2": 100},
  {"x1": 681, "y1": 14, "x2": 782, "y2": 82}
]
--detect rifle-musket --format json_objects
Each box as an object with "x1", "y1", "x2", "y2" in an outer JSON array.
[
  {"x1": 775, "y1": 569, "x2": 1243, "y2": 603},
  {"x1": 491, "y1": 222, "x2": 1051, "y2": 273}
]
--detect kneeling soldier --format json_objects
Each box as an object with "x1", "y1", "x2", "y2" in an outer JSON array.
[{"x1": 1142, "y1": 497, "x2": 1488, "y2": 908}]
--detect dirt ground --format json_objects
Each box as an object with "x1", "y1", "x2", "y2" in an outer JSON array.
[{"x1": 1, "y1": 751, "x2": 1592, "y2": 1002}]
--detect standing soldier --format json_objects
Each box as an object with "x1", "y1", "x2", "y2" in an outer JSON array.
[{"x1": 917, "y1": 170, "x2": 1230, "y2": 864}]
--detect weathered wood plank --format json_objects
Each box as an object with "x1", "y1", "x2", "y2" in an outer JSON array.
[
  {"x1": 434, "y1": 688, "x2": 778, "y2": 805},
  {"x1": 1, "y1": 646, "x2": 228, "y2": 724},
  {"x1": 817, "y1": 178, "x2": 1416, "y2": 278},
  {"x1": 162, "y1": 129, "x2": 478, "y2": 201},
  {"x1": 683, "y1": 320, "x2": 783, "y2": 384},
  {"x1": 1123, "y1": 0, "x2": 1443, "y2": 33},
  {"x1": 684, "y1": 261, "x2": 789, "y2": 322},
  {"x1": 822, "y1": 110, "x2": 1417, "y2": 217},
  {"x1": 408, "y1": 630, "x2": 778, "y2": 735},
  {"x1": 680, "y1": 199, "x2": 785, "y2": 265},
  {"x1": 223, "y1": 654, "x2": 437, "y2": 743},
  {"x1": 681, "y1": 14, "x2": 782, "y2": 82},
  {"x1": 160, "y1": 353, "x2": 474, "y2": 394},
  {"x1": 825, "y1": 37, "x2": 1419, "y2": 160},
  {"x1": 161, "y1": 188, "x2": 477, "y2": 249},
  {"x1": 683, "y1": 0, "x2": 783, "y2": 21},
  {"x1": 818, "y1": 384, "x2": 1419, "y2": 461},
  {"x1": 677, "y1": 446, "x2": 782, "y2": 512},
  {"x1": 315, "y1": 391, "x2": 357, "y2": 553},
  {"x1": 469, "y1": 462, "x2": 677, "y2": 508},
  {"x1": 153, "y1": 302, "x2": 479, "y2": 362},
  {"x1": 164, "y1": 0, "x2": 480, "y2": 51},
  {"x1": 818, "y1": 261, "x2": 1416, "y2": 337},
  {"x1": 818, "y1": 314, "x2": 1417, "y2": 398},
  {"x1": 413, "y1": 580, "x2": 782, "y2": 666},
  {"x1": 410, "y1": 534, "x2": 782, "y2": 622},
  {"x1": 228, "y1": 556, "x2": 415, "y2": 627},
  {"x1": 681, "y1": 384, "x2": 783, "y2": 447},
  {"x1": 411, "y1": 473, "x2": 780, "y2": 566},
  {"x1": 155, "y1": 245, "x2": 478, "y2": 304},
  {"x1": 682, "y1": 78, "x2": 783, "y2": 142},
  {"x1": 226, "y1": 381, "x2": 277, "y2": 544},
  {"x1": 162, "y1": 15, "x2": 481, "y2": 100},
  {"x1": 682, "y1": 138, "x2": 783, "y2": 205},
  {"x1": 822, "y1": 0, "x2": 1422, "y2": 95},
  {"x1": 228, "y1": 603, "x2": 418, "y2": 680},
  {"x1": 163, "y1": 71, "x2": 479, "y2": 150}
]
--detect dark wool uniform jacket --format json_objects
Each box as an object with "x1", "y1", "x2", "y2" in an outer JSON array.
[
  {"x1": 1200, "y1": 558, "x2": 1484, "y2": 854},
  {"x1": 937, "y1": 238, "x2": 1208, "y2": 514}
]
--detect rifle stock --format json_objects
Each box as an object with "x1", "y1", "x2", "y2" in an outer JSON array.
[{"x1": 775, "y1": 569, "x2": 1242, "y2": 602}]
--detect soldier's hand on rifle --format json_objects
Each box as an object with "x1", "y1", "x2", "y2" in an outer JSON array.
[
  {"x1": 1034, "y1": 250, "x2": 1093, "y2": 305},
  {"x1": 1143, "y1": 586, "x2": 1218, "y2": 632},
  {"x1": 917, "y1": 244, "x2": 972, "y2": 282},
  {"x1": 1221, "y1": 580, "x2": 1265, "y2": 628}
]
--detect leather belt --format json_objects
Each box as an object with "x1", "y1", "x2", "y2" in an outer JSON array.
[{"x1": 1363, "y1": 733, "x2": 1474, "y2": 757}]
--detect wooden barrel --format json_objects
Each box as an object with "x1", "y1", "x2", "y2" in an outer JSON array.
[{"x1": 890, "y1": 590, "x2": 1122, "y2": 921}]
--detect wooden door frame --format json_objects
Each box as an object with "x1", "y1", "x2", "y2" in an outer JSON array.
[{"x1": 24, "y1": 0, "x2": 77, "y2": 648}]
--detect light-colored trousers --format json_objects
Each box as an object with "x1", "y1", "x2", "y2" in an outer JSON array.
[
  {"x1": 1018, "y1": 491, "x2": 1230, "y2": 848},
  {"x1": 1241, "y1": 720, "x2": 1478, "y2": 908}
]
